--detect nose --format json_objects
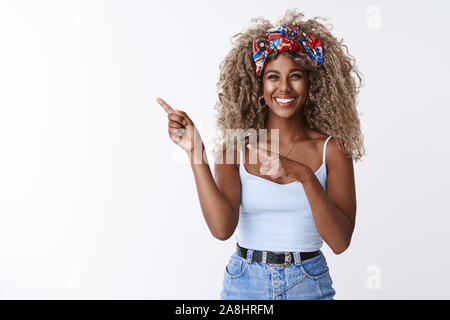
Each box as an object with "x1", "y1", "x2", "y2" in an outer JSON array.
[{"x1": 279, "y1": 77, "x2": 291, "y2": 93}]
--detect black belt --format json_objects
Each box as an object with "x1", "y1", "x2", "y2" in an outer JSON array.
[{"x1": 236, "y1": 243, "x2": 319, "y2": 267}]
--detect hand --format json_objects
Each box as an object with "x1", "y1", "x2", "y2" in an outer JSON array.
[
  {"x1": 156, "y1": 97, "x2": 204, "y2": 156},
  {"x1": 247, "y1": 142, "x2": 313, "y2": 184}
]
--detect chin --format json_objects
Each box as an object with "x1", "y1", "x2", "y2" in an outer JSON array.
[{"x1": 268, "y1": 104, "x2": 302, "y2": 117}]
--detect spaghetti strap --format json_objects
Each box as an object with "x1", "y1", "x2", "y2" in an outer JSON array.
[
  {"x1": 238, "y1": 142, "x2": 247, "y2": 168},
  {"x1": 239, "y1": 145, "x2": 243, "y2": 167},
  {"x1": 322, "y1": 136, "x2": 333, "y2": 166}
]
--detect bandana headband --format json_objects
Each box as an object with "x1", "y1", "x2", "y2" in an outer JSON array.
[{"x1": 252, "y1": 25, "x2": 324, "y2": 78}]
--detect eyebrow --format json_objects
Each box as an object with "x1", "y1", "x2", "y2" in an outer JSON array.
[{"x1": 265, "y1": 68, "x2": 305, "y2": 74}]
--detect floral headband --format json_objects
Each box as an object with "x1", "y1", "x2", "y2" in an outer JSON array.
[{"x1": 251, "y1": 25, "x2": 324, "y2": 77}]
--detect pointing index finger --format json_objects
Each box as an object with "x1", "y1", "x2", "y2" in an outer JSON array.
[{"x1": 156, "y1": 97, "x2": 175, "y2": 114}]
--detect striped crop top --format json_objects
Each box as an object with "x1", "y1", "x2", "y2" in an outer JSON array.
[{"x1": 234, "y1": 135, "x2": 333, "y2": 252}]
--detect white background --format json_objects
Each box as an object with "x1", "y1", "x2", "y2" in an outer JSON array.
[{"x1": 0, "y1": 0, "x2": 449, "y2": 299}]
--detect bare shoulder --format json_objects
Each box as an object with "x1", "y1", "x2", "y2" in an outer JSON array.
[
  {"x1": 305, "y1": 129, "x2": 352, "y2": 169},
  {"x1": 306, "y1": 129, "x2": 329, "y2": 151},
  {"x1": 306, "y1": 128, "x2": 327, "y2": 140},
  {"x1": 325, "y1": 136, "x2": 353, "y2": 172}
]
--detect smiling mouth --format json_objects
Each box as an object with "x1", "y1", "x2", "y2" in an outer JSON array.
[{"x1": 274, "y1": 97, "x2": 296, "y2": 107}]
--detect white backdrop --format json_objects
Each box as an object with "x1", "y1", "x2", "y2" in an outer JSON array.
[{"x1": 0, "y1": 0, "x2": 449, "y2": 299}]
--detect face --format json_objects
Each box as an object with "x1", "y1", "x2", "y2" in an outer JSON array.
[{"x1": 261, "y1": 54, "x2": 308, "y2": 118}]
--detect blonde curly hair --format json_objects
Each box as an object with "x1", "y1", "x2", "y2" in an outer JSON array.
[{"x1": 212, "y1": 8, "x2": 366, "y2": 161}]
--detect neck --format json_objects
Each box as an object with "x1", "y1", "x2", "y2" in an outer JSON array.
[{"x1": 265, "y1": 110, "x2": 309, "y2": 146}]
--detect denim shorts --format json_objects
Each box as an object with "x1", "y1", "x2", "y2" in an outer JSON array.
[{"x1": 220, "y1": 248, "x2": 336, "y2": 300}]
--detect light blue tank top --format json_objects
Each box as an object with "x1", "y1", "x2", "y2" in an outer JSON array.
[{"x1": 235, "y1": 135, "x2": 333, "y2": 252}]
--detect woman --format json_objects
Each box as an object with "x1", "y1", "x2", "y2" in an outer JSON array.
[{"x1": 156, "y1": 9, "x2": 365, "y2": 300}]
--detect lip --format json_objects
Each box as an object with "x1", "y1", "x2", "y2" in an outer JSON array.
[{"x1": 274, "y1": 97, "x2": 297, "y2": 108}]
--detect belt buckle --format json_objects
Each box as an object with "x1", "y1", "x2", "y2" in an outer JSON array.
[{"x1": 266, "y1": 252, "x2": 292, "y2": 268}]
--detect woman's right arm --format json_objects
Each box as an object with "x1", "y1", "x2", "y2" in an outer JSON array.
[
  {"x1": 188, "y1": 145, "x2": 241, "y2": 240},
  {"x1": 156, "y1": 97, "x2": 240, "y2": 240}
]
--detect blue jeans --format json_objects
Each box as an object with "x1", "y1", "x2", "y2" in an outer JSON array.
[{"x1": 220, "y1": 249, "x2": 336, "y2": 300}]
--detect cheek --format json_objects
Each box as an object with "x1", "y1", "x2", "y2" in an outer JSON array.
[
  {"x1": 263, "y1": 83, "x2": 276, "y2": 98},
  {"x1": 293, "y1": 80, "x2": 308, "y2": 92}
]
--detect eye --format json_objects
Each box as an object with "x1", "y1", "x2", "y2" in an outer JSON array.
[{"x1": 267, "y1": 74, "x2": 302, "y2": 80}]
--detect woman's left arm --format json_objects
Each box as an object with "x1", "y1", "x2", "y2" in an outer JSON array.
[
  {"x1": 248, "y1": 140, "x2": 356, "y2": 254},
  {"x1": 299, "y1": 139, "x2": 356, "y2": 254}
]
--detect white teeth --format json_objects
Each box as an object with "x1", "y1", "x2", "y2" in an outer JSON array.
[{"x1": 275, "y1": 97, "x2": 295, "y2": 103}]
